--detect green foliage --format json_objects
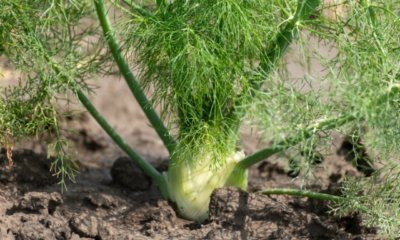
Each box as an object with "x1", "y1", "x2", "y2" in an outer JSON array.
[
  {"x1": 287, "y1": 136, "x2": 327, "y2": 179},
  {"x1": 316, "y1": 0, "x2": 400, "y2": 156},
  {"x1": 249, "y1": 0, "x2": 399, "y2": 168},
  {"x1": 0, "y1": 0, "x2": 99, "y2": 187},
  {"x1": 335, "y1": 165, "x2": 400, "y2": 238},
  {"x1": 125, "y1": 0, "x2": 298, "y2": 165}
]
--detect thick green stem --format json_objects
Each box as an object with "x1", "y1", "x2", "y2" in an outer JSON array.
[
  {"x1": 259, "y1": 188, "x2": 342, "y2": 202},
  {"x1": 238, "y1": 114, "x2": 356, "y2": 169},
  {"x1": 76, "y1": 89, "x2": 167, "y2": 195},
  {"x1": 167, "y1": 148, "x2": 245, "y2": 221},
  {"x1": 94, "y1": 0, "x2": 175, "y2": 154}
]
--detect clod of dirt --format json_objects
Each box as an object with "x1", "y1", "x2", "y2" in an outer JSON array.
[
  {"x1": 307, "y1": 217, "x2": 337, "y2": 238},
  {"x1": 210, "y1": 187, "x2": 294, "y2": 227},
  {"x1": 205, "y1": 228, "x2": 241, "y2": 240},
  {"x1": 0, "y1": 224, "x2": 14, "y2": 240},
  {"x1": 148, "y1": 200, "x2": 176, "y2": 223},
  {"x1": 85, "y1": 192, "x2": 117, "y2": 209},
  {"x1": 0, "y1": 149, "x2": 57, "y2": 187},
  {"x1": 0, "y1": 196, "x2": 12, "y2": 215},
  {"x1": 70, "y1": 233, "x2": 90, "y2": 240},
  {"x1": 8, "y1": 192, "x2": 63, "y2": 215},
  {"x1": 142, "y1": 200, "x2": 177, "y2": 236},
  {"x1": 14, "y1": 219, "x2": 70, "y2": 240},
  {"x1": 69, "y1": 213, "x2": 119, "y2": 240},
  {"x1": 1, "y1": 214, "x2": 71, "y2": 240},
  {"x1": 97, "y1": 222, "x2": 118, "y2": 240},
  {"x1": 69, "y1": 213, "x2": 100, "y2": 239},
  {"x1": 209, "y1": 187, "x2": 365, "y2": 239},
  {"x1": 111, "y1": 156, "x2": 151, "y2": 191}
]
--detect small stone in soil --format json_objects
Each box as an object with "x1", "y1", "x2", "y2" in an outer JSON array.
[
  {"x1": 85, "y1": 192, "x2": 117, "y2": 209},
  {"x1": 69, "y1": 213, "x2": 100, "y2": 238},
  {"x1": 111, "y1": 156, "x2": 151, "y2": 191},
  {"x1": 70, "y1": 213, "x2": 124, "y2": 240}
]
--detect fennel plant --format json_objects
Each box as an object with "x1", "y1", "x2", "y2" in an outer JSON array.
[{"x1": 0, "y1": 0, "x2": 399, "y2": 237}]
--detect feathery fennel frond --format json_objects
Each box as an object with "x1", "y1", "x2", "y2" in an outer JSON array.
[
  {"x1": 124, "y1": 0, "x2": 298, "y2": 166},
  {"x1": 325, "y1": 1, "x2": 400, "y2": 156},
  {"x1": 249, "y1": 0, "x2": 399, "y2": 160},
  {"x1": 336, "y1": 165, "x2": 400, "y2": 238},
  {"x1": 0, "y1": 0, "x2": 99, "y2": 185}
]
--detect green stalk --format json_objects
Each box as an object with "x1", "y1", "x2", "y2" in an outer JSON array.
[
  {"x1": 229, "y1": 0, "x2": 322, "y2": 124},
  {"x1": 94, "y1": 0, "x2": 175, "y2": 154},
  {"x1": 43, "y1": 26, "x2": 169, "y2": 196},
  {"x1": 361, "y1": 0, "x2": 386, "y2": 55},
  {"x1": 238, "y1": 114, "x2": 356, "y2": 169},
  {"x1": 76, "y1": 89, "x2": 168, "y2": 196},
  {"x1": 254, "y1": 0, "x2": 322, "y2": 88},
  {"x1": 155, "y1": 0, "x2": 165, "y2": 8},
  {"x1": 258, "y1": 188, "x2": 342, "y2": 202},
  {"x1": 120, "y1": 0, "x2": 152, "y2": 17}
]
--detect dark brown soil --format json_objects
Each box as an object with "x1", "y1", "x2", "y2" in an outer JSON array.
[{"x1": 0, "y1": 143, "x2": 380, "y2": 240}]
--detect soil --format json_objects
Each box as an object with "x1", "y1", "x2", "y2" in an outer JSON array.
[
  {"x1": 0, "y1": 143, "x2": 380, "y2": 240},
  {"x1": 0, "y1": 52, "x2": 382, "y2": 239}
]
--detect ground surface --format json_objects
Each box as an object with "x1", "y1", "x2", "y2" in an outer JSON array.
[
  {"x1": 0, "y1": 51, "x2": 381, "y2": 239},
  {"x1": 0, "y1": 139, "x2": 380, "y2": 240}
]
